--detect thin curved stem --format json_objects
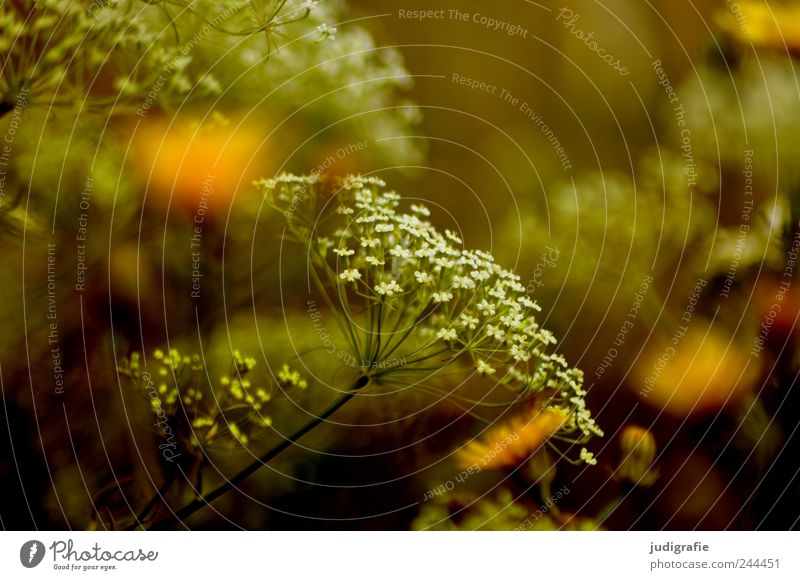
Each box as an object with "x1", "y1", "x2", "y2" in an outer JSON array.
[
  {"x1": 124, "y1": 472, "x2": 178, "y2": 530},
  {"x1": 595, "y1": 495, "x2": 624, "y2": 529},
  {"x1": 147, "y1": 376, "x2": 368, "y2": 530}
]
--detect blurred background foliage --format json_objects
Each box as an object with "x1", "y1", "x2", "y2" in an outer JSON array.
[{"x1": 1, "y1": 0, "x2": 799, "y2": 530}]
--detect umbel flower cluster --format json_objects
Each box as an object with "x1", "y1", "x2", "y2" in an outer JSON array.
[
  {"x1": 119, "y1": 349, "x2": 307, "y2": 449},
  {"x1": 0, "y1": 0, "x2": 331, "y2": 113},
  {"x1": 262, "y1": 174, "x2": 603, "y2": 463}
]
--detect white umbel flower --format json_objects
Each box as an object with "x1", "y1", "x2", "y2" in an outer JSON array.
[
  {"x1": 410, "y1": 204, "x2": 430, "y2": 216},
  {"x1": 476, "y1": 359, "x2": 496, "y2": 376},
  {"x1": 389, "y1": 245, "x2": 412, "y2": 259},
  {"x1": 437, "y1": 328, "x2": 458, "y2": 342},
  {"x1": 263, "y1": 174, "x2": 603, "y2": 468},
  {"x1": 339, "y1": 269, "x2": 362, "y2": 283},
  {"x1": 432, "y1": 291, "x2": 453, "y2": 303},
  {"x1": 375, "y1": 279, "x2": 402, "y2": 296},
  {"x1": 511, "y1": 344, "x2": 531, "y2": 362},
  {"x1": 476, "y1": 299, "x2": 496, "y2": 316},
  {"x1": 414, "y1": 271, "x2": 432, "y2": 285},
  {"x1": 580, "y1": 447, "x2": 597, "y2": 466}
]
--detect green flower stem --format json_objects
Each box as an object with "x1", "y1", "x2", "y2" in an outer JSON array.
[
  {"x1": 147, "y1": 376, "x2": 368, "y2": 530},
  {"x1": 377, "y1": 302, "x2": 431, "y2": 363},
  {"x1": 309, "y1": 246, "x2": 362, "y2": 358},
  {"x1": 371, "y1": 301, "x2": 384, "y2": 363},
  {"x1": 595, "y1": 495, "x2": 624, "y2": 529}
]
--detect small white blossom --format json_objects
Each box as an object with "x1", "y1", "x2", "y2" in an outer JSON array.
[
  {"x1": 437, "y1": 328, "x2": 458, "y2": 342},
  {"x1": 389, "y1": 245, "x2": 412, "y2": 259},
  {"x1": 339, "y1": 269, "x2": 362, "y2": 283},
  {"x1": 501, "y1": 312, "x2": 524, "y2": 328},
  {"x1": 486, "y1": 324, "x2": 506, "y2": 341},
  {"x1": 452, "y1": 275, "x2": 476, "y2": 289},
  {"x1": 488, "y1": 285, "x2": 506, "y2": 300},
  {"x1": 414, "y1": 271, "x2": 432, "y2": 285},
  {"x1": 333, "y1": 248, "x2": 355, "y2": 257},
  {"x1": 432, "y1": 291, "x2": 453, "y2": 303},
  {"x1": 375, "y1": 279, "x2": 402, "y2": 296},
  {"x1": 476, "y1": 359, "x2": 496, "y2": 375},
  {"x1": 580, "y1": 448, "x2": 597, "y2": 466},
  {"x1": 458, "y1": 314, "x2": 479, "y2": 330},
  {"x1": 540, "y1": 329, "x2": 557, "y2": 345},
  {"x1": 411, "y1": 243, "x2": 435, "y2": 259},
  {"x1": 444, "y1": 229, "x2": 462, "y2": 244},
  {"x1": 511, "y1": 344, "x2": 531, "y2": 362},
  {"x1": 476, "y1": 299, "x2": 496, "y2": 316},
  {"x1": 410, "y1": 204, "x2": 430, "y2": 216},
  {"x1": 316, "y1": 22, "x2": 337, "y2": 40},
  {"x1": 470, "y1": 269, "x2": 492, "y2": 281}
]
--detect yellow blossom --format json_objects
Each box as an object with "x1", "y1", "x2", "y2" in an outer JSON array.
[
  {"x1": 716, "y1": 1, "x2": 800, "y2": 53},
  {"x1": 457, "y1": 408, "x2": 568, "y2": 470}
]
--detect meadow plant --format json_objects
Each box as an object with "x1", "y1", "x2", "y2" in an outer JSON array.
[
  {"x1": 118, "y1": 348, "x2": 309, "y2": 528},
  {"x1": 263, "y1": 174, "x2": 603, "y2": 455},
  {"x1": 136, "y1": 174, "x2": 603, "y2": 528},
  {"x1": 0, "y1": 0, "x2": 329, "y2": 115}
]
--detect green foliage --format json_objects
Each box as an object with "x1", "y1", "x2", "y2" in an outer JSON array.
[
  {"x1": 0, "y1": 0, "x2": 324, "y2": 111},
  {"x1": 118, "y1": 348, "x2": 308, "y2": 450}
]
